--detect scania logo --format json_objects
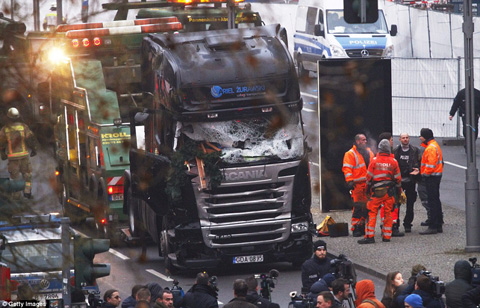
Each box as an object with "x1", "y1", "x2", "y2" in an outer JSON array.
[
  {"x1": 39, "y1": 279, "x2": 50, "y2": 289},
  {"x1": 224, "y1": 170, "x2": 267, "y2": 181},
  {"x1": 211, "y1": 86, "x2": 223, "y2": 98},
  {"x1": 361, "y1": 49, "x2": 369, "y2": 57}
]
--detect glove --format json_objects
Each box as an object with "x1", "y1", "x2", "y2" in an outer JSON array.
[
  {"x1": 1, "y1": 152, "x2": 7, "y2": 161},
  {"x1": 398, "y1": 191, "x2": 407, "y2": 204},
  {"x1": 30, "y1": 150, "x2": 37, "y2": 157},
  {"x1": 346, "y1": 181, "x2": 355, "y2": 190}
]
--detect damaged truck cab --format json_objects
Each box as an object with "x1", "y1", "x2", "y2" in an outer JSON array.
[{"x1": 125, "y1": 24, "x2": 313, "y2": 271}]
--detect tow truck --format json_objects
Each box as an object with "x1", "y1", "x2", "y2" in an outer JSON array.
[{"x1": 124, "y1": 23, "x2": 314, "y2": 272}]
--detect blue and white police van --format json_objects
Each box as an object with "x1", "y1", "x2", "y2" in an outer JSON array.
[{"x1": 293, "y1": 0, "x2": 397, "y2": 77}]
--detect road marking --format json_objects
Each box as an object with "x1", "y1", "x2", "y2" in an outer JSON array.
[
  {"x1": 303, "y1": 108, "x2": 316, "y2": 113},
  {"x1": 445, "y1": 161, "x2": 467, "y2": 170},
  {"x1": 109, "y1": 249, "x2": 130, "y2": 260},
  {"x1": 310, "y1": 162, "x2": 319, "y2": 167},
  {"x1": 73, "y1": 229, "x2": 89, "y2": 238},
  {"x1": 301, "y1": 92, "x2": 317, "y2": 99},
  {"x1": 146, "y1": 269, "x2": 174, "y2": 282}
]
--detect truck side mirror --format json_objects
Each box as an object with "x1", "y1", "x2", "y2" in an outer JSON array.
[
  {"x1": 314, "y1": 24, "x2": 324, "y2": 37},
  {"x1": 390, "y1": 24, "x2": 397, "y2": 37}
]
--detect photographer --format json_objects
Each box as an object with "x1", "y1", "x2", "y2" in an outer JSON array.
[
  {"x1": 445, "y1": 260, "x2": 473, "y2": 308},
  {"x1": 245, "y1": 275, "x2": 280, "y2": 308},
  {"x1": 462, "y1": 285, "x2": 480, "y2": 308},
  {"x1": 301, "y1": 240, "x2": 335, "y2": 292},
  {"x1": 331, "y1": 278, "x2": 352, "y2": 308},
  {"x1": 178, "y1": 272, "x2": 219, "y2": 308},
  {"x1": 397, "y1": 275, "x2": 444, "y2": 308}
]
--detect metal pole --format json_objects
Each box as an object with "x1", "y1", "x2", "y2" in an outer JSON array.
[
  {"x1": 57, "y1": 0, "x2": 63, "y2": 26},
  {"x1": 463, "y1": 0, "x2": 480, "y2": 252},
  {"x1": 62, "y1": 217, "x2": 72, "y2": 307},
  {"x1": 360, "y1": 0, "x2": 366, "y2": 23},
  {"x1": 33, "y1": 0, "x2": 40, "y2": 31},
  {"x1": 227, "y1": 0, "x2": 235, "y2": 29},
  {"x1": 11, "y1": 0, "x2": 14, "y2": 19}
]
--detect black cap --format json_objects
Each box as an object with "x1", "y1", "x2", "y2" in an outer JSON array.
[
  {"x1": 420, "y1": 128, "x2": 433, "y2": 140},
  {"x1": 313, "y1": 240, "x2": 327, "y2": 251}
]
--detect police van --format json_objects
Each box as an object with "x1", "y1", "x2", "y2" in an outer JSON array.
[{"x1": 293, "y1": 0, "x2": 397, "y2": 77}]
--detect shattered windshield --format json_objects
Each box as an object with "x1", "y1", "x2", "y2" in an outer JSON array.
[{"x1": 180, "y1": 112, "x2": 304, "y2": 164}]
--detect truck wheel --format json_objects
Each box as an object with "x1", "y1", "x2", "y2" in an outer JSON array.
[
  {"x1": 160, "y1": 217, "x2": 177, "y2": 275},
  {"x1": 295, "y1": 55, "x2": 308, "y2": 79},
  {"x1": 127, "y1": 186, "x2": 141, "y2": 237}
]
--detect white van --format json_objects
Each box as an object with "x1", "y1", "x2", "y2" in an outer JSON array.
[{"x1": 293, "y1": 0, "x2": 397, "y2": 77}]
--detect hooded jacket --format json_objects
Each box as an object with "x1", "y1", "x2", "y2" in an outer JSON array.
[
  {"x1": 355, "y1": 280, "x2": 385, "y2": 308},
  {"x1": 179, "y1": 284, "x2": 219, "y2": 308},
  {"x1": 445, "y1": 260, "x2": 473, "y2": 308},
  {"x1": 462, "y1": 285, "x2": 480, "y2": 308}
]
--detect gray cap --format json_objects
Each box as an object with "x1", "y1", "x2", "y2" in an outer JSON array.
[{"x1": 378, "y1": 139, "x2": 391, "y2": 154}]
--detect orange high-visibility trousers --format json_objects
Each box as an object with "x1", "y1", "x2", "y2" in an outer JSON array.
[
  {"x1": 365, "y1": 194, "x2": 395, "y2": 240},
  {"x1": 350, "y1": 182, "x2": 368, "y2": 231},
  {"x1": 380, "y1": 205, "x2": 399, "y2": 223}
]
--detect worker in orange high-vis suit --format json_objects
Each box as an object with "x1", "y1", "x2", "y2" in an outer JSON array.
[
  {"x1": 343, "y1": 134, "x2": 375, "y2": 237},
  {"x1": 358, "y1": 139, "x2": 402, "y2": 244},
  {"x1": 0, "y1": 107, "x2": 38, "y2": 199},
  {"x1": 418, "y1": 128, "x2": 444, "y2": 235}
]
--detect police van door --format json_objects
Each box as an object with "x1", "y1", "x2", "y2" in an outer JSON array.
[{"x1": 302, "y1": 7, "x2": 326, "y2": 72}]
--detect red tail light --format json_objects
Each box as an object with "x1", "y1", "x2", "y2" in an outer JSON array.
[
  {"x1": 82, "y1": 38, "x2": 90, "y2": 47},
  {"x1": 93, "y1": 37, "x2": 101, "y2": 46},
  {"x1": 72, "y1": 39, "x2": 79, "y2": 48},
  {"x1": 100, "y1": 218, "x2": 107, "y2": 224},
  {"x1": 108, "y1": 185, "x2": 124, "y2": 195}
]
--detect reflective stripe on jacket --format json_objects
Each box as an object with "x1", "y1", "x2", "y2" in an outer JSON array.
[
  {"x1": 0, "y1": 123, "x2": 34, "y2": 159},
  {"x1": 421, "y1": 139, "x2": 443, "y2": 176},
  {"x1": 343, "y1": 145, "x2": 374, "y2": 183},
  {"x1": 366, "y1": 153, "x2": 402, "y2": 188}
]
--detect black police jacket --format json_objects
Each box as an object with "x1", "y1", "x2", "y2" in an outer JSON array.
[
  {"x1": 301, "y1": 255, "x2": 334, "y2": 291},
  {"x1": 246, "y1": 292, "x2": 280, "y2": 308},
  {"x1": 178, "y1": 284, "x2": 218, "y2": 308}
]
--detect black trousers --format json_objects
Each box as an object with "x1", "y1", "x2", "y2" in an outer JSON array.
[
  {"x1": 402, "y1": 180, "x2": 417, "y2": 228},
  {"x1": 425, "y1": 175, "x2": 443, "y2": 229},
  {"x1": 461, "y1": 115, "x2": 479, "y2": 140}
]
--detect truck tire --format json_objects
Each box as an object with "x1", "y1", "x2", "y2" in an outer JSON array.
[
  {"x1": 127, "y1": 186, "x2": 142, "y2": 237},
  {"x1": 295, "y1": 55, "x2": 308, "y2": 79},
  {"x1": 160, "y1": 216, "x2": 177, "y2": 274}
]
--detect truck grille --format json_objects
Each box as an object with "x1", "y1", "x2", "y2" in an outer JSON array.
[
  {"x1": 193, "y1": 161, "x2": 300, "y2": 248},
  {"x1": 347, "y1": 49, "x2": 384, "y2": 58}
]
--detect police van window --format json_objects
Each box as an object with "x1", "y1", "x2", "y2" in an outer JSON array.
[
  {"x1": 295, "y1": 6, "x2": 308, "y2": 32},
  {"x1": 306, "y1": 7, "x2": 318, "y2": 35},
  {"x1": 318, "y1": 9, "x2": 324, "y2": 25}
]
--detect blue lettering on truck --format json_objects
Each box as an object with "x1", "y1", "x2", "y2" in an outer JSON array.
[
  {"x1": 334, "y1": 37, "x2": 387, "y2": 50},
  {"x1": 211, "y1": 85, "x2": 266, "y2": 98}
]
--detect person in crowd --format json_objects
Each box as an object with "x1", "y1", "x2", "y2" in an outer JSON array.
[
  {"x1": 224, "y1": 279, "x2": 257, "y2": 308},
  {"x1": 178, "y1": 272, "x2": 218, "y2": 308},
  {"x1": 382, "y1": 271, "x2": 406, "y2": 308},
  {"x1": 17, "y1": 282, "x2": 34, "y2": 300},
  {"x1": 123, "y1": 285, "x2": 146, "y2": 308},
  {"x1": 393, "y1": 133, "x2": 421, "y2": 233},
  {"x1": 445, "y1": 260, "x2": 473, "y2": 308},
  {"x1": 404, "y1": 294, "x2": 424, "y2": 308},
  {"x1": 135, "y1": 301, "x2": 150, "y2": 308},
  {"x1": 307, "y1": 273, "x2": 336, "y2": 302},
  {"x1": 330, "y1": 278, "x2": 351, "y2": 307},
  {"x1": 136, "y1": 288, "x2": 151, "y2": 302},
  {"x1": 316, "y1": 291, "x2": 336, "y2": 308},
  {"x1": 449, "y1": 87, "x2": 480, "y2": 141},
  {"x1": 462, "y1": 285, "x2": 480, "y2": 308},
  {"x1": 154, "y1": 290, "x2": 174, "y2": 308},
  {"x1": 301, "y1": 240, "x2": 335, "y2": 291},
  {"x1": 418, "y1": 128, "x2": 444, "y2": 235},
  {"x1": 378, "y1": 132, "x2": 405, "y2": 237},
  {"x1": 245, "y1": 275, "x2": 280, "y2": 308},
  {"x1": 102, "y1": 289, "x2": 122, "y2": 308},
  {"x1": 0, "y1": 107, "x2": 38, "y2": 199},
  {"x1": 397, "y1": 275, "x2": 444, "y2": 308},
  {"x1": 358, "y1": 139, "x2": 402, "y2": 244},
  {"x1": 355, "y1": 280, "x2": 385, "y2": 308},
  {"x1": 407, "y1": 265, "x2": 427, "y2": 286},
  {"x1": 147, "y1": 283, "x2": 163, "y2": 305},
  {"x1": 416, "y1": 144, "x2": 430, "y2": 227},
  {"x1": 342, "y1": 133, "x2": 374, "y2": 237}
]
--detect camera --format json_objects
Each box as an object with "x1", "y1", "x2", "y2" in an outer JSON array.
[
  {"x1": 417, "y1": 270, "x2": 445, "y2": 298},
  {"x1": 288, "y1": 291, "x2": 316, "y2": 308},
  {"x1": 330, "y1": 254, "x2": 357, "y2": 285},
  {"x1": 254, "y1": 269, "x2": 279, "y2": 300},
  {"x1": 165, "y1": 279, "x2": 185, "y2": 305},
  {"x1": 209, "y1": 275, "x2": 219, "y2": 292},
  {"x1": 87, "y1": 290, "x2": 103, "y2": 308},
  {"x1": 469, "y1": 257, "x2": 480, "y2": 287}
]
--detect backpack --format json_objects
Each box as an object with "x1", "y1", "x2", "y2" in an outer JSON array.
[{"x1": 362, "y1": 299, "x2": 379, "y2": 308}]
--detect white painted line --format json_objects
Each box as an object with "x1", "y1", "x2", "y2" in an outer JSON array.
[
  {"x1": 303, "y1": 108, "x2": 316, "y2": 113},
  {"x1": 301, "y1": 92, "x2": 317, "y2": 99},
  {"x1": 217, "y1": 301, "x2": 224, "y2": 305},
  {"x1": 445, "y1": 161, "x2": 467, "y2": 170},
  {"x1": 109, "y1": 249, "x2": 130, "y2": 260},
  {"x1": 146, "y1": 269, "x2": 174, "y2": 282},
  {"x1": 310, "y1": 162, "x2": 319, "y2": 167},
  {"x1": 72, "y1": 229, "x2": 89, "y2": 238}
]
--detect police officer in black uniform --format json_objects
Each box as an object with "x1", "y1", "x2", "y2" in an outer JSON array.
[{"x1": 301, "y1": 240, "x2": 335, "y2": 292}]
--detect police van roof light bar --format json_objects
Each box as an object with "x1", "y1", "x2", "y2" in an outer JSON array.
[
  {"x1": 65, "y1": 22, "x2": 183, "y2": 38},
  {"x1": 56, "y1": 17, "x2": 180, "y2": 32}
]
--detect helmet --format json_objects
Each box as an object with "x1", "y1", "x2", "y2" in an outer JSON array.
[
  {"x1": 50, "y1": 2, "x2": 57, "y2": 10},
  {"x1": 7, "y1": 107, "x2": 20, "y2": 119}
]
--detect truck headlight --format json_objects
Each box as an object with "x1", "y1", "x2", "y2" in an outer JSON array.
[
  {"x1": 291, "y1": 222, "x2": 309, "y2": 233},
  {"x1": 383, "y1": 45, "x2": 394, "y2": 57},
  {"x1": 331, "y1": 45, "x2": 347, "y2": 57}
]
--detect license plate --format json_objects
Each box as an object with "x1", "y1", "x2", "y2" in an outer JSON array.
[
  {"x1": 111, "y1": 194, "x2": 124, "y2": 201},
  {"x1": 33, "y1": 292, "x2": 62, "y2": 305},
  {"x1": 233, "y1": 255, "x2": 264, "y2": 264}
]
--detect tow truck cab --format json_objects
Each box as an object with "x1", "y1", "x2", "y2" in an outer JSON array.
[{"x1": 126, "y1": 24, "x2": 313, "y2": 271}]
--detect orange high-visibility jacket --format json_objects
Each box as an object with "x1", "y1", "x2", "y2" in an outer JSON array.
[
  {"x1": 366, "y1": 153, "x2": 401, "y2": 188},
  {"x1": 421, "y1": 139, "x2": 443, "y2": 176},
  {"x1": 343, "y1": 145, "x2": 374, "y2": 183},
  {"x1": 0, "y1": 122, "x2": 36, "y2": 159}
]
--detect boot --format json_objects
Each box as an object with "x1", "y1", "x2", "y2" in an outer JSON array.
[
  {"x1": 392, "y1": 223, "x2": 405, "y2": 237},
  {"x1": 420, "y1": 228, "x2": 438, "y2": 235},
  {"x1": 358, "y1": 237, "x2": 375, "y2": 244},
  {"x1": 352, "y1": 225, "x2": 363, "y2": 237}
]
